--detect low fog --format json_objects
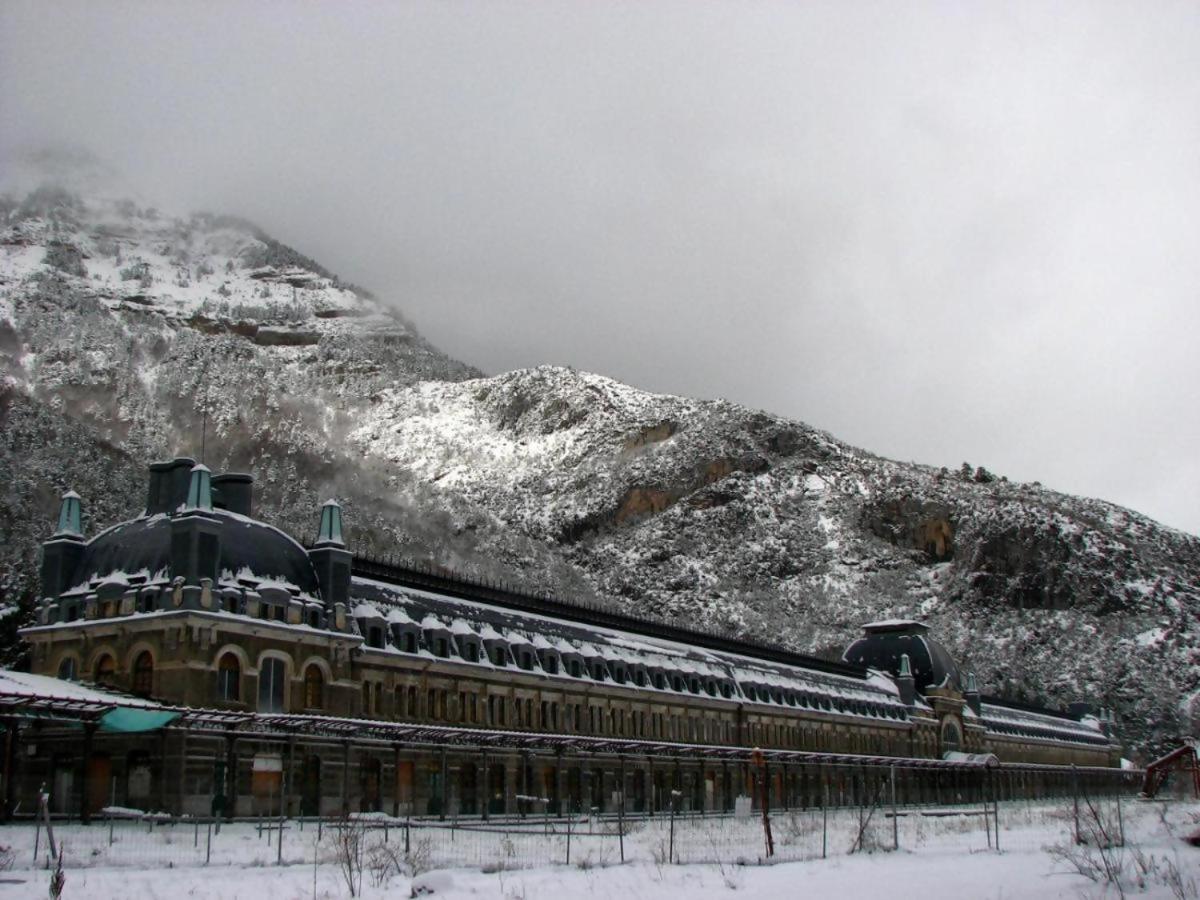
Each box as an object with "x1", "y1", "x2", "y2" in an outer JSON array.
[{"x1": 2, "y1": 1, "x2": 1198, "y2": 534}]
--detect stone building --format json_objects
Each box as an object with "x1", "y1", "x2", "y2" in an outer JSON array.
[{"x1": 14, "y1": 458, "x2": 1124, "y2": 820}]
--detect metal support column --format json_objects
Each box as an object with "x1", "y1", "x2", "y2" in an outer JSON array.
[{"x1": 80, "y1": 721, "x2": 97, "y2": 824}]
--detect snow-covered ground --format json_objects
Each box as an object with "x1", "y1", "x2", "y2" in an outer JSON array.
[{"x1": 1, "y1": 799, "x2": 1198, "y2": 899}]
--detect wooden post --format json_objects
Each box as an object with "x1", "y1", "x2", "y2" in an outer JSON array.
[
  {"x1": 439, "y1": 748, "x2": 449, "y2": 822},
  {"x1": 753, "y1": 749, "x2": 774, "y2": 858},
  {"x1": 157, "y1": 729, "x2": 169, "y2": 813},
  {"x1": 890, "y1": 765, "x2": 898, "y2": 851},
  {"x1": 2, "y1": 718, "x2": 18, "y2": 822},
  {"x1": 284, "y1": 736, "x2": 296, "y2": 819},
  {"x1": 481, "y1": 749, "x2": 490, "y2": 821},
  {"x1": 618, "y1": 756, "x2": 626, "y2": 863},
  {"x1": 176, "y1": 731, "x2": 189, "y2": 817},
  {"x1": 392, "y1": 744, "x2": 402, "y2": 818},
  {"x1": 341, "y1": 740, "x2": 351, "y2": 816},
  {"x1": 80, "y1": 721, "x2": 97, "y2": 824},
  {"x1": 224, "y1": 732, "x2": 238, "y2": 821},
  {"x1": 555, "y1": 750, "x2": 565, "y2": 818}
]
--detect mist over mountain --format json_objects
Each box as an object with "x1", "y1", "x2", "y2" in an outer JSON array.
[{"x1": 2, "y1": 165, "x2": 1198, "y2": 759}]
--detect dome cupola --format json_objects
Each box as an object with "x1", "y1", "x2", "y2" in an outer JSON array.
[{"x1": 843, "y1": 620, "x2": 963, "y2": 694}]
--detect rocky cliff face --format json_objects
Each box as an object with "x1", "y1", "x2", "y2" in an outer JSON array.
[{"x1": 3, "y1": 179, "x2": 1198, "y2": 758}]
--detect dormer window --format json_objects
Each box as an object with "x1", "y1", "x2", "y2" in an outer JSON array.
[
  {"x1": 518, "y1": 651, "x2": 533, "y2": 671},
  {"x1": 368, "y1": 627, "x2": 385, "y2": 649},
  {"x1": 492, "y1": 646, "x2": 507, "y2": 667},
  {"x1": 744, "y1": 686, "x2": 757, "y2": 701},
  {"x1": 671, "y1": 676, "x2": 683, "y2": 692},
  {"x1": 434, "y1": 637, "x2": 449, "y2": 658},
  {"x1": 402, "y1": 633, "x2": 417, "y2": 654},
  {"x1": 568, "y1": 660, "x2": 582, "y2": 678}
]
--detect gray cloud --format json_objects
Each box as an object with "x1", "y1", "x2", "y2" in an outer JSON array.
[{"x1": 3, "y1": 0, "x2": 1198, "y2": 533}]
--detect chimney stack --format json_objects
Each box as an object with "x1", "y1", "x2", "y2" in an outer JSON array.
[
  {"x1": 212, "y1": 473, "x2": 254, "y2": 517},
  {"x1": 146, "y1": 457, "x2": 197, "y2": 515}
]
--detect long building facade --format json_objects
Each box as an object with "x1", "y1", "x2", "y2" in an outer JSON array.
[{"x1": 13, "y1": 458, "x2": 1125, "y2": 820}]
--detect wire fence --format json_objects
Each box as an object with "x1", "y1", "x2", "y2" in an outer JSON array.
[{"x1": 0, "y1": 786, "x2": 1142, "y2": 877}]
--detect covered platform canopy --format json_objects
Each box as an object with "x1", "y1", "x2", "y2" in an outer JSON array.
[
  {"x1": 0, "y1": 670, "x2": 179, "y2": 733},
  {"x1": 0, "y1": 670, "x2": 1118, "y2": 776}
]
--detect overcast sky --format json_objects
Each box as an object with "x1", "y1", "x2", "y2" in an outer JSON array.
[{"x1": 3, "y1": 1, "x2": 1198, "y2": 535}]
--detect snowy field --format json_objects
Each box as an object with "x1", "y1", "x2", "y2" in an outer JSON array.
[{"x1": 0, "y1": 799, "x2": 1198, "y2": 899}]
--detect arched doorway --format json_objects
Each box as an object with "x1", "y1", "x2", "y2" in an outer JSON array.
[
  {"x1": 427, "y1": 763, "x2": 444, "y2": 816},
  {"x1": 630, "y1": 769, "x2": 646, "y2": 813},
  {"x1": 131, "y1": 651, "x2": 154, "y2": 697},
  {"x1": 459, "y1": 763, "x2": 478, "y2": 816},
  {"x1": 487, "y1": 763, "x2": 506, "y2": 815},
  {"x1": 540, "y1": 766, "x2": 557, "y2": 815},
  {"x1": 94, "y1": 653, "x2": 115, "y2": 687},
  {"x1": 590, "y1": 767, "x2": 606, "y2": 813},
  {"x1": 566, "y1": 768, "x2": 582, "y2": 815},
  {"x1": 361, "y1": 757, "x2": 382, "y2": 812},
  {"x1": 301, "y1": 755, "x2": 322, "y2": 816},
  {"x1": 127, "y1": 750, "x2": 153, "y2": 806}
]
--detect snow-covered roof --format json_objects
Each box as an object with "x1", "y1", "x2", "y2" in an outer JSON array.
[
  {"x1": 0, "y1": 670, "x2": 160, "y2": 708},
  {"x1": 349, "y1": 575, "x2": 909, "y2": 720}
]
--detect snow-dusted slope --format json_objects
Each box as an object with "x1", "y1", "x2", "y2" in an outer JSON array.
[
  {"x1": 2, "y1": 175, "x2": 1198, "y2": 758},
  {"x1": 349, "y1": 366, "x2": 1200, "y2": 757}
]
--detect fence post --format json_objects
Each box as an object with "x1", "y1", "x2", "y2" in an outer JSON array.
[
  {"x1": 1116, "y1": 794, "x2": 1124, "y2": 847},
  {"x1": 109, "y1": 776, "x2": 116, "y2": 845},
  {"x1": 754, "y1": 751, "x2": 774, "y2": 859},
  {"x1": 565, "y1": 812, "x2": 572, "y2": 866},
  {"x1": 405, "y1": 817, "x2": 411, "y2": 855},
  {"x1": 992, "y1": 768, "x2": 1000, "y2": 853},
  {"x1": 822, "y1": 781, "x2": 828, "y2": 860},
  {"x1": 618, "y1": 757, "x2": 626, "y2": 864},
  {"x1": 668, "y1": 793, "x2": 677, "y2": 864},
  {"x1": 1072, "y1": 765, "x2": 1081, "y2": 845},
  {"x1": 277, "y1": 810, "x2": 284, "y2": 865},
  {"x1": 206, "y1": 820, "x2": 212, "y2": 865},
  {"x1": 890, "y1": 765, "x2": 898, "y2": 852},
  {"x1": 984, "y1": 769, "x2": 992, "y2": 850}
]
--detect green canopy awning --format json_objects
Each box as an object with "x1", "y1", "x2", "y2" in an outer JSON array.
[{"x1": 99, "y1": 708, "x2": 180, "y2": 733}]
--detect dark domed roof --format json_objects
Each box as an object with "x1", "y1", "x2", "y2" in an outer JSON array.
[
  {"x1": 842, "y1": 620, "x2": 962, "y2": 693},
  {"x1": 71, "y1": 510, "x2": 320, "y2": 596}
]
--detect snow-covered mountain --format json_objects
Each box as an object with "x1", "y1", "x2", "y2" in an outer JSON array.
[{"x1": 2, "y1": 172, "x2": 1198, "y2": 758}]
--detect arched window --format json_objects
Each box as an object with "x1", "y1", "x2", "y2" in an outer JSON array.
[
  {"x1": 95, "y1": 654, "x2": 116, "y2": 687},
  {"x1": 132, "y1": 651, "x2": 154, "y2": 696},
  {"x1": 304, "y1": 666, "x2": 324, "y2": 710},
  {"x1": 941, "y1": 719, "x2": 962, "y2": 754},
  {"x1": 217, "y1": 654, "x2": 241, "y2": 702},
  {"x1": 257, "y1": 657, "x2": 286, "y2": 713},
  {"x1": 57, "y1": 657, "x2": 76, "y2": 682}
]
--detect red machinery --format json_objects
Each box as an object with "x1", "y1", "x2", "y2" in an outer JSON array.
[{"x1": 1141, "y1": 743, "x2": 1200, "y2": 799}]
